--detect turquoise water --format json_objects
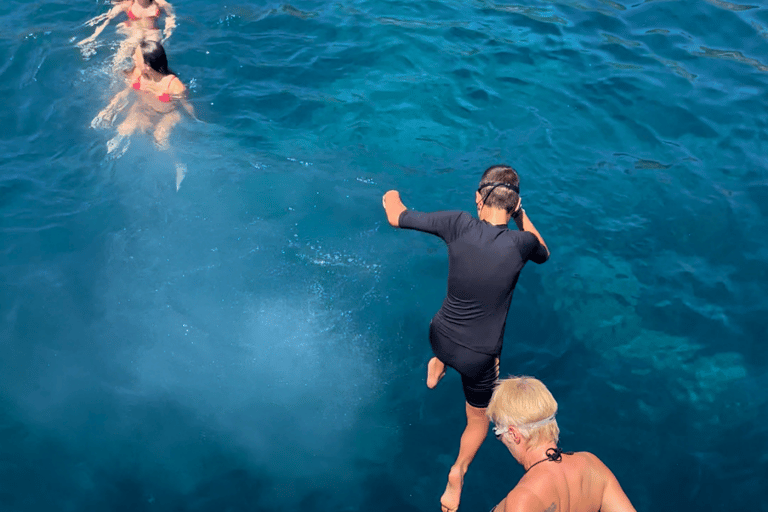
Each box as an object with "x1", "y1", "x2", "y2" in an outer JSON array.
[{"x1": 1, "y1": 0, "x2": 767, "y2": 510}]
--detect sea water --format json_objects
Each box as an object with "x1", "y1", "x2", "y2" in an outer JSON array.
[{"x1": 1, "y1": 0, "x2": 766, "y2": 511}]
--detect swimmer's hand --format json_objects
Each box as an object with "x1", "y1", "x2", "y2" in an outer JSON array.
[
  {"x1": 92, "y1": 90, "x2": 128, "y2": 128},
  {"x1": 382, "y1": 190, "x2": 406, "y2": 227},
  {"x1": 83, "y1": 12, "x2": 111, "y2": 27},
  {"x1": 77, "y1": 38, "x2": 98, "y2": 59},
  {"x1": 76, "y1": 35, "x2": 95, "y2": 47},
  {"x1": 91, "y1": 108, "x2": 116, "y2": 129},
  {"x1": 162, "y1": 9, "x2": 176, "y2": 43},
  {"x1": 178, "y1": 97, "x2": 202, "y2": 123}
]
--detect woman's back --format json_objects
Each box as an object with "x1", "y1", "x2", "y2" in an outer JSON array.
[{"x1": 513, "y1": 452, "x2": 633, "y2": 512}]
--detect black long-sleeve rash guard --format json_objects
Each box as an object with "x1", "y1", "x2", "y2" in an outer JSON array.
[{"x1": 399, "y1": 210, "x2": 548, "y2": 356}]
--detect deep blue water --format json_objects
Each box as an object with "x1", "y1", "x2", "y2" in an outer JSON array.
[{"x1": 1, "y1": 0, "x2": 767, "y2": 511}]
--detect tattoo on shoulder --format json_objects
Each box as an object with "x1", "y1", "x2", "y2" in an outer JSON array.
[{"x1": 544, "y1": 504, "x2": 556, "y2": 512}]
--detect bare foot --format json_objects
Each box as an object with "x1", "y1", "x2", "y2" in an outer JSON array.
[
  {"x1": 441, "y1": 465, "x2": 465, "y2": 512},
  {"x1": 427, "y1": 357, "x2": 446, "y2": 389}
]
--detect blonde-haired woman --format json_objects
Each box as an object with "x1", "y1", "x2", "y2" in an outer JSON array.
[{"x1": 488, "y1": 376, "x2": 637, "y2": 512}]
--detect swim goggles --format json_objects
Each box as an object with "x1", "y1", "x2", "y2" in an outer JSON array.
[{"x1": 493, "y1": 413, "x2": 557, "y2": 438}]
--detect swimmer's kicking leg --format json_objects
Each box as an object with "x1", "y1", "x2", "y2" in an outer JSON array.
[
  {"x1": 154, "y1": 110, "x2": 181, "y2": 150},
  {"x1": 107, "y1": 103, "x2": 146, "y2": 155}
]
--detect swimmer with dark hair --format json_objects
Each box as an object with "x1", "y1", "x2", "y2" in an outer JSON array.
[
  {"x1": 382, "y1": 164, "x2": 550, "y2": 512},
  {"x1": 94, "y1": 40, "x2": 194, "y2": 189}
]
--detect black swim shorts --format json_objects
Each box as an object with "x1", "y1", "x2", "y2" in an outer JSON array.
[{"x1": 429, "y1": 322, "x2": 500, "y2": 408}]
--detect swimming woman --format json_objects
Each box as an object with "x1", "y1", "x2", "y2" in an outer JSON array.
[
  {"x1": 95, "y1": 40, "x2": 194, "y2": 189},
  {"x1": 78, "y1": 0, "x2": 176, "y2": 68}
]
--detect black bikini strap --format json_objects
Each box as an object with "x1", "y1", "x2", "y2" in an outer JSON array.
[
  {"x1": 545, "y1": 447, "x2": 575, "y2": 462},
  {"x1": 527, "y1": 446, "x2": 574, "y2": 472}
]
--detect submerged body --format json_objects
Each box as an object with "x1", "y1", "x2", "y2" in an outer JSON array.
[
  {"x1": 119, "y1": 63, "x2": 184, "y2": 145},
  {"x1": 78, "y1": 0, "x2": 176, "y2": 69},
  {"x1": 94, "y1": 40, "x2": 193, "y2": 189},
  {"x1": 80, "y1": 0, "x2": 176, "y2": 42}
]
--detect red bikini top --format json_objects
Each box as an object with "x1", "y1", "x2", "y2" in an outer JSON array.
[
  {"x1": 127, "y1": 2, "x2": 160, "y2": 21},
  {"x1": 132, "y1": 75, "x2": 178, "y2": 103}
]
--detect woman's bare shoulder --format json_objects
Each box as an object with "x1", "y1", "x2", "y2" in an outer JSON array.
[
  {"x1": 168, "y1": 75, "x2": 185, "y2": 95},
  {"x1": 569, "y1": 451, "x2": 616, "y2": 481}
]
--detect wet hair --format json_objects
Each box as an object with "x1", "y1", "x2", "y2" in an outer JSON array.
[
  {"x1": 487, "y1": 376, "x2": 560, "y2": 447},
  {"x1": 140, "y1": 39, "x2": 174, "y2": 76},
  {"x1": 477, "y1": 164, "x2": 520, "y2": 213}
]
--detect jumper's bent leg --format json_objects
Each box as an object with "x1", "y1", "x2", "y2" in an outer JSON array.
[
  {"x1": 440, "y1": 402, "x2": 490, "y2": 512},
  {"x1": 427, "y1": 357, "x2": 446, "y2": 389}
]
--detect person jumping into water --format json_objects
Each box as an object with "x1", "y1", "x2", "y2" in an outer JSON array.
[
  {"x1": 382, "y1": 164, "x2": 550, "y2": 512},
  {"x1": 487, "y1": 376, "x2": 636, "y2": 512}
]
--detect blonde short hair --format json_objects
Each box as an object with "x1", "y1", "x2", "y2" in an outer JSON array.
[{"x1": 487, "y1": 376, "x2": 559, "y2": 446}]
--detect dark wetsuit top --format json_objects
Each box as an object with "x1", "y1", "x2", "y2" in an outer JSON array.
[{"x1": 399, "y1": 210, "x2": 548, "y2": 356}]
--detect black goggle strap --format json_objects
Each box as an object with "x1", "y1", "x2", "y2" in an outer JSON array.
[{"x1": 477, "y1": 182, "x2": 520, "y2": 211}]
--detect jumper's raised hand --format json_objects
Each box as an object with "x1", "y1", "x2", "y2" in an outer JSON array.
[{"x1": 382, "y1": 190, "x2": 406, "y2": 227}]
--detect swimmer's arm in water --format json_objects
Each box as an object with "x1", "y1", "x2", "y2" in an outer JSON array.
[
  {"x1": 168, "y1": 78, "x2": 199, "y2": 121},
  {"x1": 92, "y1": 66, "x2": 136, "y2": 126},
  {"x1": 96, "y1": 88, "x2": 131, "y2": 124},
  {"x1": 77, "y1": 1, "x2": 128, "y2": 46},
  {"x1": 382, "y1": 190, "x2": 407, "y2": 227},
  {"x1": 180, "y1": 97, "x2": 198, "y2": 121},
  {"x1": 156, "y1": 0, "x2": 177, "y2": 42}
]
